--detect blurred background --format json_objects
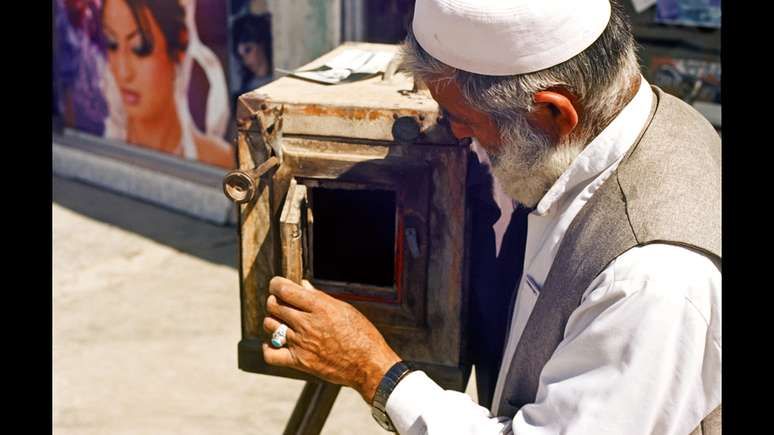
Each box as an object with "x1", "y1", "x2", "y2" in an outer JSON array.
[{"x1": 52, "y1": 0, "x2": 720, "y2": 433}]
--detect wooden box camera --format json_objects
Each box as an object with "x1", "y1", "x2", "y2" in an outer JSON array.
[{"x1": 227, "y1": 43, "x2": 473, "y2": 390}]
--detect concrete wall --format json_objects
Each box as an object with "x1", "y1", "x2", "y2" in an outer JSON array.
[
  {"x1": 268, "y1": 0, "x2": 342, "y2": 71},
  {"x1": 341, "y1": 0, "x2": 366, "y2": 42}
]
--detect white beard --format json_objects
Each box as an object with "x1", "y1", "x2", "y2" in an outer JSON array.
[{"x1": 487, "y1": 117, "x2": 585, "y2": 208}]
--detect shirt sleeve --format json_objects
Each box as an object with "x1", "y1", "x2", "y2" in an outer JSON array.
[
  {"x1": 385, "y1": 244, "x2": 721, "y2": 435},
  {"x1": 386, "y1": 370, "x2": 511, "y2": 435}
]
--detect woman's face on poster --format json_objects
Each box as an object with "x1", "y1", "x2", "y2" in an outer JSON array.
[
  {"x1": 102, "y1": 0, "x2": 178, "y2": 121},
  {"x1": 237, "y1": 41, "x2": 267, "y2": 77}
]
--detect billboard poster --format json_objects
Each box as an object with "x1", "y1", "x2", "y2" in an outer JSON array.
[{"x1": 54, "y1": 0, "x2": 235, "y2": 169}]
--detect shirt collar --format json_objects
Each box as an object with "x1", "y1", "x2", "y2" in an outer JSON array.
[{"x1": 533, "y1": 75, "x2": 654, "y2": 216}]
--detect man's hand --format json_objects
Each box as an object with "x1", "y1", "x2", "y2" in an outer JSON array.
[{"x1": 262, "y1": 276, "x2": 402, "y2": 403}]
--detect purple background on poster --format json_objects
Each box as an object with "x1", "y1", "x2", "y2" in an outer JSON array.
[
  {"x1": 54, "y1": 0, "x2": 108, "y2": 136},
  {"x1": 188, "y1": 0, "x2": 229, "y2": 133}
]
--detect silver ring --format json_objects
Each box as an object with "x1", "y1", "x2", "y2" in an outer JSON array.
[{"x1": 271, "y1": 323, "x2": 288, "y2": 348}]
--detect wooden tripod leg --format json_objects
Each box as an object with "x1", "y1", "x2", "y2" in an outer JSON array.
[{"x1": 283, "y1": 381, "x2": 342, "y2": 435}]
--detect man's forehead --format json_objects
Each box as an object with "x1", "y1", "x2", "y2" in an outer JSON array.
[
  {"x1": 425, "y1": 79, "x2": 464, "y2": 106},
  {"x1": 424, "y1": 78, "x2": 494, "y2": 128},
  {"x1": 425, "y1": 78, "x2": 455, "y2": 93}
]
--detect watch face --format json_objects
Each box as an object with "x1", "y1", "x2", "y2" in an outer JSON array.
[{"x1": 371, "y1": 362, "x2": 410, "y2": 432}]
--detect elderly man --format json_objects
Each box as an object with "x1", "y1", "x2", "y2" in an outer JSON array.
[{"x1": 261, "y1": 0, "x2": 721, "y2": 433}]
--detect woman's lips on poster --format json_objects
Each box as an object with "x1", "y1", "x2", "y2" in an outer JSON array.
[{"x1": 121, "y1": 89, "x2": 141, "y2": 105}]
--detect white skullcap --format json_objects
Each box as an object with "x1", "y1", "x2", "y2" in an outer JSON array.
[{"x1": 412, "y1": 0, "x2": 612, "y2": 76}]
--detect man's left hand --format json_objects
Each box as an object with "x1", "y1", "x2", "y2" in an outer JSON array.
[{"x1": 262, "y1": 276, "x2": 401, "y2": 403}]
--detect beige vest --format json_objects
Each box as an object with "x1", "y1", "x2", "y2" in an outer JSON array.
[{"x1": 496, "y1": 87, "x2": 721, "y2": 434}]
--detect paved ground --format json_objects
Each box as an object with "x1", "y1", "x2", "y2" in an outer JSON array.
[{"x1": 53, "y1": 175, "x2": 476, "y2": 434}]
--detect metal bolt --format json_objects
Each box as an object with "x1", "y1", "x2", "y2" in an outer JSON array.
[{"x1": 222, "y1": 157, "x2": 279, "y2": 203}]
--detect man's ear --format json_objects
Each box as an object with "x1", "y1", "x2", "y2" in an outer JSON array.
[{"x1": 529, "y1": 90, "x2": 579, "y2": 142}]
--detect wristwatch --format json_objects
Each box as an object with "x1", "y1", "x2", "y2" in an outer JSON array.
[{"x1": 371, "y1": 361, "x2": 413, "y2": 432}]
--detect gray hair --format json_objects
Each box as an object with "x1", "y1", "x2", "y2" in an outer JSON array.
[{"x1": 401, "y1": 0, "x2": 641, "y2": 143}]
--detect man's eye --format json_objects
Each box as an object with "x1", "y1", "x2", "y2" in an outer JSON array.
[{"x1": 105, "y1": 39, "x2": 118, "y2": 51}]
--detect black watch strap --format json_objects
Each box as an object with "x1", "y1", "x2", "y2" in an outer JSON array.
[{"x1": 371, "y1": 361, "x2": 413, "y2": 432}]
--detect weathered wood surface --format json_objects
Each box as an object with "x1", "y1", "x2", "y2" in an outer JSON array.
[
  {"x1": 280, "y1": 179, "x2": 307, "y2": 285},
  {"x1": 236, "y1": 138, "x2": 468, "y2": 367},
  {"x1": 238, "y1": 133, "x2": 468, "y2": 365},
  {"x1": 282, "y1": 381, "x2": 341, "y2": 435},
  {"x1": 233, "y1": 42, "x2": 471, "y2": 389},
  {"x1": 239, "y1": 42, "x2": 457, "y2": 144},
  {"x1": 236, "y1": 122, "x2": 268, "y2": 339}
]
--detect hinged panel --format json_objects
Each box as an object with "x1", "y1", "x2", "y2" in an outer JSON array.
[{"x1": 279, "y1": 179, "x2": 308, "y2": 284}]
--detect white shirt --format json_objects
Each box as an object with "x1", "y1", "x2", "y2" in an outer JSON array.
[{"x1": 385, "y1": 77, "x2": 722, "y2": 435}]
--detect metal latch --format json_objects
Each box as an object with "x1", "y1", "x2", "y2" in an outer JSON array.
[{"x1": 405, "y1": 227, "x2": 420, "y2": 259}]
